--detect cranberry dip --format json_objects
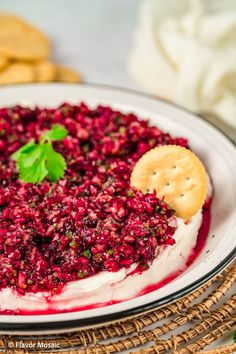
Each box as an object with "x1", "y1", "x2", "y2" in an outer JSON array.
[{"x1": 0, "y1": 103, "x2": 211, "y2": 314}]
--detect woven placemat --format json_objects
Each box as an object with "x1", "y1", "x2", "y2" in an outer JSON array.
[{"x1": 1, "y1": 262, "x2": 235, "y2": 354}]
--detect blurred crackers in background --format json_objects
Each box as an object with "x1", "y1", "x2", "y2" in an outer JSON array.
[{"x1": 0, "y1": 14, "x2": 81, "y2": 85}]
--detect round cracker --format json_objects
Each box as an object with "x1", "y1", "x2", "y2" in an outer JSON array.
[
  {"x1": 56, "y1": 64, "x2": 81, "y2": 83},
  {"x1": 33, "y1": 60, "x2": 57, "y2": 82},
  {"x1": 130, "y1": 145, "x2": 208, "y2": 221},
  {"x1": 0, "y1": 55, "x2": 8, "y2": 71},
  {"x1": 0, "y1": 14, "x2": 50, "y2": 60},
  {"x1": 0, "y1": 62, "x2": 35, "y2": 85}
]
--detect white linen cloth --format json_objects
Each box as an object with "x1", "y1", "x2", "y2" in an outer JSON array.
[{"x1": 128, "y1": 0, "x2": 236, "y2": 127}]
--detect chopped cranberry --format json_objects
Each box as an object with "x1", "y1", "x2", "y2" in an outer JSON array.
[{"x1": 0, "y1": 103, "x2": 188, "y2": 294}]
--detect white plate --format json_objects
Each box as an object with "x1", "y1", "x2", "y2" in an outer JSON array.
[{"x1": 0, "y1": 83, "x2": 235, "y2": 334}]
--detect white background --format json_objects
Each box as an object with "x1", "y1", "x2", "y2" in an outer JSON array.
[{"x1": 0, "y1": 0, "x2": 235, "y2": 351}]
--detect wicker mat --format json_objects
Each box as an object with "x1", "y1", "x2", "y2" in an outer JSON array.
[{"x1": 1, "y1": 262, "x2": 235, "y2": 354}]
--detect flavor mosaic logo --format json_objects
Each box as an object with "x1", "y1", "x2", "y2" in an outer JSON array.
[{"x1": 7, "y1": 340, "x2": 60, "y2": 350}]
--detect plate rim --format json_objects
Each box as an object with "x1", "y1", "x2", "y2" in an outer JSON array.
[{"x1": 0, "y1": 82, "x2": 235, "y2": 333}]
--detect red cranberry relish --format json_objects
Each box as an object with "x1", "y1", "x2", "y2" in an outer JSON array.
[{"x1": 0, "y1": 103, "x2": 188, "y2": 294}]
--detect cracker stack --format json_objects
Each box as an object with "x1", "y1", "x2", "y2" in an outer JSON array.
[{"x1": 0, "y1": 14, "x2": 81, "y2": 85}]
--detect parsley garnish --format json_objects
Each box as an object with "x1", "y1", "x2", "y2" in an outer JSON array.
[
  {"x1": 12, "y1": 124, "x2": 68, "y2": 184},
  {"x1": 82, "y1": 250, "x2": 91, "y2": 258}
]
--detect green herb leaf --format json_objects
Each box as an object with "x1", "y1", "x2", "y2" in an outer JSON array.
[
  {"x1": 42, "y1": 124, "x2": 68, "y2": 141},
  {"x1": 77, "y1": 271, "x2": 85, "y2": 279},
  {"x1": 12, "y1": 124, "x2": 68, "y2": 184},
  {"x1": 12, "y1": 141, "x2": 37, "y2": 161},
  {"x1": 43, "y1": 143, "x2": 66, "y2": 182},
  {"x1": 82, "y1": 250, "x2": 91, "y2": 258},
  {"x1": 233, "y1": 330, "x2": 236, "y2": 343},
  {"x1": 18, "y1": 147, "x2": 48, "y2": 184}
]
